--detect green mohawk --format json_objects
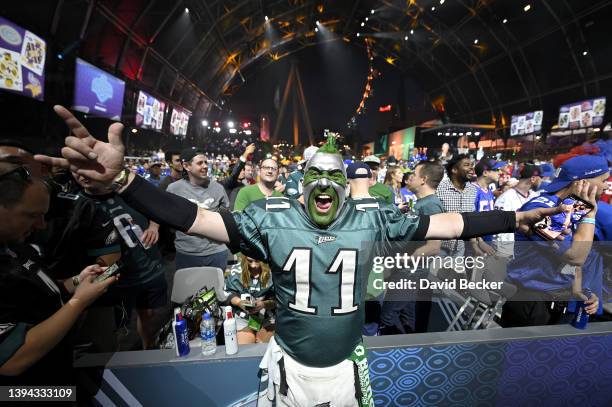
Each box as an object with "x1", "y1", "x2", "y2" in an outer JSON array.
[{"x1": 317, "y1": 132, "x2": 340, "y2": 154}]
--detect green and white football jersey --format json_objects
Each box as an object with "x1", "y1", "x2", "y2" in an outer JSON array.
[{"x1": 231, "y1": 197, "x2": 423, "y2": 367}]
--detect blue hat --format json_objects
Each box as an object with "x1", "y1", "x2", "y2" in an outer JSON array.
[
  {"x1": 475, "y1": 159, "x2": 507, "y2": 176},
  {"x1": 347, "y1": 162, "x2": 372, "y2": 179},
  {"x1": 543, "y1": 155, "x2": 610, "y2": 193},
  {"x1": 540, "y1": 163, "x2": 555, "y2": 178}
]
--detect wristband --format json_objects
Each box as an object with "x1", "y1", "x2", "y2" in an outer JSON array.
[{"x1": 579, "y1": 217, "x2": 596, "y2": 225}]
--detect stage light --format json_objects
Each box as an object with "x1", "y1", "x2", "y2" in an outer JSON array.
[
  {"x1": 361, "y1": 22, "x2": 365, "y2": 27},
  {"x1": 214, "y1": 127, "x2": 221, "y2": 133},
  {"x1": 316, "y1": 20, "x2": 320, "y2": 25},
  {"x1": 371, "y1": 9, "x2": 375, "y2": 14},
  {"x1": 184, "y1": 8, "x2": 189, "y2": 13},
  {"x1": 201, "y1": 120, "x2": 209, "y2": 127},
  {"x1": 131, "y1": 128, "x2": 138, "y2": 133},
  {"x1": 440, "y1": 0, "x2": 445, "y2": 4},
  {"x1": 431, "y1": 6, "x2": 436, "y2": 11},
  {"x1": 357, "y1": 33, "x2": 360, "y2": 37},
  {"x1": 503, "y1": 18, "x2": 508, "y2": 23},
  {"x1": 475, "y1": 131, "x2": 481, "y2": 136},
  {"x1": 410, "y1": 29, "x2": 414, "y2": 35},
  {"x1": 365, "y1": 17, "x2": 369, "y2": 21},
  {"x1": 265, "y1": 15, "x2": 269, "y2": 21},
  {"x1": 474, "y1": 39, "x2": 479, "y2": 44},
  {"x1": 404, "y1": 35, "x2": 408, "y2": 40},
  {"x1": 244, "y1": 130, "x2": 252, "y2": 135},
  {"x1": 227, "y1": 121, "x2": 235, "y2": 128},
  {"x1": 315, "y1": 27, "x2": 319, "y2": 32},
  {"x1": 229, "y1": 128, "x2": 237, "y2": 134},
  {"x1": 57, "y1": 53, "x2": 63, "y2": 60},
  {"x1": 583, "y1": 50, "x2": 588, "y2": 56},
  {"x1": 524, "y1": 4, "x2": 531, "y2": 12},
  {"x1": 243, "y1": 122, "x2": 250, "y2": 128}
]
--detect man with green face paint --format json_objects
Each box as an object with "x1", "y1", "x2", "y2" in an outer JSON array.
[{"x1": 41, "y1": 107, "x2": 568, "y2": 407}]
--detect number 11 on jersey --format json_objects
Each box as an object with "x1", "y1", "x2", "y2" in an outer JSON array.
[{"x1": 282, "y1": 248, "x2": 359, "y2": 315}]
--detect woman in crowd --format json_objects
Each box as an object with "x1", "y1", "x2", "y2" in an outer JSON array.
[
  {"x1": 384, "y1": 165, "x2": 407, "y2": 209},
  {"x1": 224, "y1": 255, "x2": 275, "y2": 344}
]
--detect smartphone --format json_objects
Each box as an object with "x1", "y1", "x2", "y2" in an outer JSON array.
[
  {"x1": 241, "y1": 294, "x2": 254, "y2": 308},
  {"x1": 95, "y1": 261, "x2": 121, "y2": 282},
  {"x1": 533, "y1": 194, "x2": 594, "y2": 240}
]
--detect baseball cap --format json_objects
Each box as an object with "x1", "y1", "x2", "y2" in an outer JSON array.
[
  {"x1": 543, "y1": 155, "x2": 610, "y2": 193},
  {"x1": 363, "y1": 155, "x2": 381, "y2": 165},
  {"x1": 181, "y1": 147, "x2": 205, "y2": 162},
  {"x1": 299, "y1": 146, "x2": 319, "y2": 165},
  {"x1": 346, "y1": 162, "x2": 372, "y2": 179},
  {"x1": 540, "y1": 163, "x2": 555, "y2": 178},
  {"x1": 519, "y1": 164, "x2": 542, "y2": 180},
  {"x1": 474, "y1": 159, "x2": 508, "y2": 176}
]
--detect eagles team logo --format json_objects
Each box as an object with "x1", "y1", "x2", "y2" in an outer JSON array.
[{"x1": 316, "y1": 235, "x2": 336, "y2": 245}]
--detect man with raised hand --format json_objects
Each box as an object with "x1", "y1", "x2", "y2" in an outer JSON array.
[{"x1": 38, "y1": 105, "x2": 568, "y2": 407}]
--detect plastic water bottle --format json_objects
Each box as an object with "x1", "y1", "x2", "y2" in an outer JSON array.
[{"x1": 200, "y1": 312, "x2": 217, "y2": 356}]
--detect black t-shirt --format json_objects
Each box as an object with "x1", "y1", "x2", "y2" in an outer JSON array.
[{"x1": 0, "y1": 244, "x2": 75, "y2": 386}]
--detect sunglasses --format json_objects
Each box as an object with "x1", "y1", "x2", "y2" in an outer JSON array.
[{"x1": 0, "y1": 166, "x2": 31, "y2": 181}]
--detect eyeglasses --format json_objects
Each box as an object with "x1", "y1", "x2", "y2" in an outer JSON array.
[
  {"x1": 0, "y1": 166, "x2": 31, "y2": 181},
  {"x1": 261, "y1": 166, "x2": 278, "y2": 172}
]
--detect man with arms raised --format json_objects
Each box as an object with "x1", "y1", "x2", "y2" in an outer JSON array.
[{"x1": 39, "y1": 106, "x2": 568, "y2": 407}]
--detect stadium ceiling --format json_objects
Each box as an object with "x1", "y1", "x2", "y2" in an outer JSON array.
[{"x1": 7, "y1": 0, "x2": 612, "y2": 123}]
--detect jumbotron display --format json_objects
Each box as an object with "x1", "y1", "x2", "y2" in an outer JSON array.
[
  {"x1": 0, "y1": 16, "x2": 46, "y2": 100},
  {"x1": 135, "y1": 90, "x2": 166, "y2": 131}
]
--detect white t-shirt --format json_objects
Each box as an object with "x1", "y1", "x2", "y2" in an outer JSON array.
[{"x1": 493, "y1": 188, "x2": 539, "y2": 257}]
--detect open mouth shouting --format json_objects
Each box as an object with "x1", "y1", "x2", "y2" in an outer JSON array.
[{"x1": 315, "y1": 193, "x2": 333, "y2": 213}]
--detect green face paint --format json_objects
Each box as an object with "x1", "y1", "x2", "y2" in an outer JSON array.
[{"x1": 304, "y1": 168, "x2": 347, "y2": 227}]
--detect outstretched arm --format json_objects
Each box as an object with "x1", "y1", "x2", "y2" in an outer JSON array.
[
  {"x1": 423, "y1": 207, "x2": 565, "y2": 240},
  {"x1": 35, "y1": 105, "x2": 231, "y2": 243}
]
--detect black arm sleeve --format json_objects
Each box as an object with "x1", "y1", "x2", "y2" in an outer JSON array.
[
  {"x1": 120, "y1": 175, "x2": 198, "y2": 233},
  {"x1": 414, "y1": 216, "x2": 430, "y2": 241},
  {"x1": 219, "y1": 209, "x2": 241, "y2": 254},
  {"x1": 459, "y1": 210, "x2": 516, "y2": 239}
]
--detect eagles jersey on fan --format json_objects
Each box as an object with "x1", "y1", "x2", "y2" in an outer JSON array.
[{"x1": 231, "y1": 196, "x2": 425, "y2": 367}]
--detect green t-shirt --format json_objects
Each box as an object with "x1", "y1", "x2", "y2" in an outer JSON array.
[
  {"x1": 413, "y1": 194, "x2": 445, "y2": 216},
  {"x1": 233, "y1": 184, "x2": 283, "y2": 212},
  {"x1": 231, "y1": 197, "x2": 423, "y2": 367},
  {"x1": 368, "y1": 182, "x2": 394, "y2": 204}
]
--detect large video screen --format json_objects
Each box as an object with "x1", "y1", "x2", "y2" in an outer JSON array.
[
  {"x1": 0, "y1": 17, "x2": 46, "y2": 100},
  {"x1": 73, "y1": 58, "x2": 125, "y2": 120},
  {"x1": 135, "y1": 90, "x2": 166, "y2": 131},
  {"x1": 169, "y1": 106, "x2": 191, "y2": 136},
  {"x1": 510, "y1": 110, "x2": 543, "y2": 136},
  {"x1": 558, "y1": 97, "x2": 606, "y2": 130}
]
